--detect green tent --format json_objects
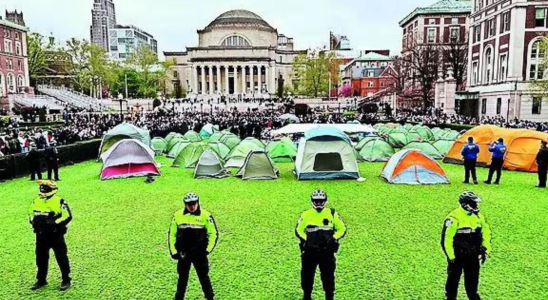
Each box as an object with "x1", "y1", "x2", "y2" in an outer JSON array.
[
  {"x1": 402, "y1": 141, "x2": 443, "y2": 160},
  {"x1": 413, "y1": 127, "x2": 434, "y2": 141},
  {"x1": 151, "y1": 137, "x2": 168, "y2": 155},
  {"x1": 388, "y1": 132, "x2": 410, "y2": 148},
  {"x1": 209, "y1": 132, "x2": 224, "y2": 143},
  {"x1": 207, "y1": 142, "x2": 231, "y2": 160},
  {"x1": 220, "y1": 135, "x2": 242, "y2": 150},
  {"x1": 443, "y1": 130, "x2": 461, "y2": 141},
  {"x1": 404, "y1": 124, "x2": 414, "y2": 130},
  {"x1": 165, "y1": 132, "x2": 178, "y2": 144},
  {"x1": 98, "y1": 123, "x2": 151, "y2": 156},
  {"x1": 184, "y1": 131, "x2": 202, "y2": 142},
  {"x1": 243, "y1": 137, "x2": 265, "y2": 149},
  {"x1": 265, "y1": 138, "x2": 297, "y2": 163},
  {"x1": 432, "y1": 139, "x2": 455, "y2": 156},
  {"x1": 389, "y1": 126, "x2": 408, "y2": 134},
  {"x1": 172, "y1": 143, "x2": 206, "y2": 168},
  {"x1": 166, "y1": 137, "x2": 186, "y2": 152},
  {"x1": 167, "y1": 140, "x2": 192, "y2": 158},
  {"x1": 225, "y1": 140, "x2": 263, "y2": 168},
  {"x1": 235, "y1": 150, "x2": 279, "y2": 180},
  {"x1": 194, "y1": 150, "x2": 230, "y2": 179},
  {"x1": 406, "y1": 131, "x2": 423, "y2": 143},
  {"x1": 355, "y1": 136, "x2": 382, "y2": 151},
  {"x1": 358, "y1": 139, "x2": 395, "y2": 162}
]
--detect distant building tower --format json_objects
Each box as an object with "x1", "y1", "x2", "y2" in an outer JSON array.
[
  {"x1": 90, "y1": 0, "x2": 117, "y2": 51},
  {"x1": 5, "y1": 10, "x2": 25, "y2": 26}
]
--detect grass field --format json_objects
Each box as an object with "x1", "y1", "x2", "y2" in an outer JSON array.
[{"x1": 1, "y1": 157, "x2": 547, "y2": 300}]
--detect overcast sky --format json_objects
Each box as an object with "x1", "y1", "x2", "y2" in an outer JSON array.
[{"x1": 6, "y1": 0, "x2": 435, "y2": 56}]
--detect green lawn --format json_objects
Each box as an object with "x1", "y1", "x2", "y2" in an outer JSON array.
[{"x1": 1, "y1": 157, "x2": 547, "y2": 300}]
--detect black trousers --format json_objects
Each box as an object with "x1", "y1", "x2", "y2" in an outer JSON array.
[
  {"x1": 30, "y1": 164, "x2": 42, "y2": 181},
  {"x1": 445, "y1": 256, "x2": 481, "y2": 300},
  {"x1": 538, "y1": 164, "x2": 548, "y2": 187},
  {"x1": 301, "y1": 251, "x2": 336, "y2": 300},
  {"x1": 486, "y1": 158, "x2": 504, "y2": 183},
  {"x1": 35, "y1": 233, "x2": 71, "y2": 282},
  {"x1": 175, "y1": 254, "x2": 214, "y2": 300},
  {"x1": 464, "y1": 159, "x2": 477, "y2": 182},
  {"x1": 47, "y1": 162, "x2": 59, "y2": 181}
]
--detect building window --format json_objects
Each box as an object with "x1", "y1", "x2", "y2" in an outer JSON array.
[
  {"x1": 488, "y1": 19, "x2": 495, "y2": 37},
  {"x1": 474, "y1": 25, "x2": 481, "y2": 43},
  {"x1": 473, "y1": 61, "x2": 479, "y2": 85},
  {"x1": 279, "y1": 56, "x2": 283, "y2": 63},
  {"x1": 17, "y1": 75, "x2": 24, "y2": 88},
  {"x1": 15, "y1": 32, "x2": 19, "y2": 40},
  {"x1": 499, "y1": 54, "x2": 507, "y2": 81},
  {"x1": 501, "y1": 12, "x2": 510, "y2": 33},
  {"x1": 367, "y1": 71, "x2": 374, "y2": 77},
  {"x1": 530, "y1": 40, "x2": 545, "y2": 80},
  {"x1": 368, "y1": 81, "x2": 374, "y2": 88},
  {"x1": 536, "y1": 8, "x2": 546, "y2": 27},
  {"x1": 6, "y1": 59, "x2": 13, "y2": 70},
  {"x1": 429, "y1": 19, "x2": 435, "y2": 25},
  {"x1": 7, "y1": 74, "x2": 14, "y2": 92},
  {"x1": 381, "y1": 82, "x2": 385, "y2": 88},
  {"x1": 532, "y1": 97, "x2": 542, "y2": 114},
  {"x1": 18, "y1": 61, "x2": 22, "y2": 71},
  {"x1": 450, "y1": 27, "x2": 459, "y2": 41},
  {"x1": 481, "y1": 99, "x2": 487, "y2": 114},
  {"x1": 496, "y1": 98, "x2": 502, "y2": 114},
  {"x1": 221, "y1": 36, "x2": 251, "y2": 47},
  {"x1": 452, "y1": 18, "x2": 458, "y2": 25},
  {"x1": 484, "y1": 48, "x2": 493, "y2": 84},
  {"x1": 427, "y1": 28, "x2": 436, "y2": 43},
  {"x1": 4, "y1": 40, "x2": 12, "y2": 54}
]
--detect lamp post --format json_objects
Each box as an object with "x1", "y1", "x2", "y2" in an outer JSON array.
[{"x1": 117, "y1": 94, "x2": 126, "y2": 123}]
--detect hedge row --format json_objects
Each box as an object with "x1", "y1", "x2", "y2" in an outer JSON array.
[{"x1": 0, "y1": 139, "x2": 101, "y2": 181}]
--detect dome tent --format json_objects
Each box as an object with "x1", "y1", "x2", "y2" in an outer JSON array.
[
  {"x1": 165, "y1": 132, "x2": 178, "y2": 144},
  {"x1": 381, "y1": 149, "x2": 449, "y2": 185},
  {"x1": 295, "y1": 127, "x2": 360, "y2": 180},
  {"x1": 225, "y1": 140, "x2": 263, "y2": 168},
  {"x1": 432, "y1": 140, "x2": 455, "y2": 156},
  {"x1": 358, "y1": 139, "x2": 395, "y2": 162},
  {"x1": 166, "y1": 137, "x2": 186, "y2": 153},
  {"x1": 200, "y1": 124, "x2": 219, "y2": 138},
  {"x1": 219, "y1": 134, "x2": 241, "y2": 150},
  {"x1": 208, "y1": 142, "x2": 231, "y2": 160},
  {"x1": 388, "y1": 132, "x2": 410, "y2": 148},
  {"x1": 209, "y1": 132, "x2": 224, "y2": 142},
  {"x1": 184, "y1": 131, "x2": 202, "y2": 142},
  {"x1": 167, "y1": 140, "x2": 192, "y2": 158},
  {"x1": 194, "y1": 150, "x2": 230, "y2": 179},
  {"x1": 235, "y1": 150, "x2": 279, "y2": 180},
  {"x1": 100, "y1": 139, "x2": 160, "y2": 180},
  {"x1": 355, "y1": 136, "x2": 382, "y2": 151},
  {"x1": 242, "y1": 137, "x2": 265, "y2": 149},
  {"x1": 265, "y1": 137, "x2": 298, "y2": 163},
  {"x1": 172, "y1": 143, "x2": 207, "y2": 168},
  {"x1": 402, "y1": 141, "x2": 444, "y2": 160},
  {"x1": 151, "y1": 137, "x2": 168, "y2": 155},
  {"x1": 98, "y1": 123, "x2": 151, "y2": 156}
]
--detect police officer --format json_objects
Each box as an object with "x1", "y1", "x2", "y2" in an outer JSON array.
[
  {"x1": 484, "y1": 138, "x2": 506, "y2": 185},
  {"x1": 442, "y1": 192, "x2": 492, "y2": 300},
  {"x1": 461, "y1": 137, "x2": 480, "y2": 184},
  {"x1": 26, "y1": 142, "x2": 42, "y2": 181},
  {"x1": 295, "y1": 190, "x2": 346, "y2": 300},
  {"x1": 45, "y1": 140, "x2": 60, "y2": 181},
  {"x1": 28, "y1": 180, "x2": 73, "y2": 291},
  {"x1": 168, "y1": 193, "x2": 218, "y2": 300},
  {"x1": 536, "y1": 140, "x2": 548, "y2": 188}
]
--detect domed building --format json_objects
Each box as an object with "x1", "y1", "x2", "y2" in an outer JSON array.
[{"x1": 164, "y1": 10, "x2": 306, "y2": 98}]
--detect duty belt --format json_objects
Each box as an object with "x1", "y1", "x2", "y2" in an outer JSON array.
[
  {"x1": 34, "y1": 212, "x2": 51, "y2": 217},
  {"x1": 457, "y1": 228, "x2": 478, "y2": 234},
  {"x1": 178, "y1": 224, "x2": 205, "y2": 229},
  {"x1": 306, "y1": 226, "x2": 333, "y2": 233}
]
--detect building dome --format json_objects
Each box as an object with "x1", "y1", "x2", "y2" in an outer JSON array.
[{"x1": 205, "y1": 10, "x2": 274, "y2": 31}]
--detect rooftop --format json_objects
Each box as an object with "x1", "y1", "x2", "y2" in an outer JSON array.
[
  {"x1": 204, "y1": 9, "x2": 274, "y2": 31},
  {"x1": 399, "y1": 0, "x2": 472, "y2": 27}
]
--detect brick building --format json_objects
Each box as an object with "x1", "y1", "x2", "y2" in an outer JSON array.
[
  {"x1": 0, "y1": 10, "x2": 29, "y2": 99},
  {"x1": 464, "y1": 0, "x2": 548, "y2": 121},
  {"x1": 340, "y1": 51, "x2": 395, "y2": 97}
]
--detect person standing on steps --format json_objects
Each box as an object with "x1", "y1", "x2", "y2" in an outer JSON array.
[{"x1": 461, "y1": 137, "x2": 480, "y2": 184}]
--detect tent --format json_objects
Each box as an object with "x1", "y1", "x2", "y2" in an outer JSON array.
[
  {"x1": 235, "y1": 150, "x2": 279, "y2": 180},
  {"x1": 194, "y1": 150, "x2": 230, "y2": 179},
  {"x1": 208, "y1": 142, "x2": 231, "y2": 160},
  {"x1": 172, "y1": 143, "x2": 206, "y2": 168},
  {"x1": 98, "y1": 123, "x2": 151, "y2": 155},
  {"x1": 219, "y1": 135, "x2": 241, "y2": 150},
  {"x1": 279, "y1": 114, "x2": 300, "y2": 123},
  {"x1": 243, "y1": 137, "x2": 265, "y2": 149},
  {"x1": 381, "y1": 149, "x2": 449, "y2": 184},
  {"x1": 265, "y1": 138, "x2": 298, "y2": 163},
  {"x1": 402, "y1": 141, "x2": 444, "y2": 160},
  {"x1": 442, "y1": 130, "x2": 461, "y2": 141},
  {"x1": 295, "y1": 127, "x2": 360, "y2": 180},
  {"x1": 184, "y1": 130, "x2": 202, "y2": 142},
  {"x1": 388, "y1": 132, "x2": 410, "y2": 148},
  {"x1": 355, "y1": 136, "x2": 382, "y2": 151},
  {"x1": 224, "y1": 140, "x2": 263, "y2": 168},
  {"x1": 165, "y1": 132, "x2": 178, "y2": 144},
  {"x1": 358, "y1": 139, "x2": 395, "y2": 162},
  {"x1": 432, "y1": 140, "x2": 455, "y2": 156},
  {"x1": 151, "y1": 137, "x2": 168, "y2": 155},
  {"x1": 167, "y1": 140, "x2": 192, "y2": 158},
  {"x1": 166, "y1": 137, "x2": 186, "y2": 153},
  {"x1": 445, "y1": 125, "x2": 548, "y2": 172},
  {"x1": 209, "y1": 132, "x2": 224, "y2": 142},
  {"x1": 100, "y1": 139, "x2": 160, "y2": 180},
  {"x1": 200, "y1": 124, "x2": 219, "y2": 138}
]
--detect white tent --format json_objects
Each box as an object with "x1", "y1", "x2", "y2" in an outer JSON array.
[
  {"x1": 295, "y1": 127, "x2": 360, "y2": 180},
  {"x1": 273, "y1": 123, "x2": 376, "y2": 135},
  {"x1": 100, "y1": 139, "x2": 160, "y2": 180}
]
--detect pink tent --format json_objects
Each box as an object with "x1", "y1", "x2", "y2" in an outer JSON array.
[{"x1": 100, "y1": 139, "x2": 160, "y2": 180}]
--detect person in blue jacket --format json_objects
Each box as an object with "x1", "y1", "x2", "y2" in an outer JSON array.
[
  {"x1": 461, "y1": 137, "x2": 480, "y2": 184},
  {"x1": 484, "y1": 138, "x2": 506, "y2": 185}
]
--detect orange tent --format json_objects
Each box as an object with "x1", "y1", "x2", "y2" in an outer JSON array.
[
  {"x1": 381, "y1": 149, "x2": 449, "y2": 184},
  {"x1": 444, "y1": 125, "x2": 548, "y2": 172}
]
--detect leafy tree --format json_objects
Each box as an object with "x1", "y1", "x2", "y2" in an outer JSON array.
[
  {"x1": 157, "y1": 58, "x2": 176, "y2": 96},
  {"x1": 26, "y1": 33, "x2": 47, "y2": 87},
  {"x1": 292, "y1": 49, "x2": 339, "y2": 97},
  {"x1": 127, "y1": 46, "x2": 159, "y2": 98}
]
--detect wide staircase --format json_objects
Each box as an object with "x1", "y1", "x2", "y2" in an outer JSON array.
[
  {"x1": 37, "y1": 85, "x2": 104, "y2": 111},
  {"x1": 10, "y1": 94, "x2": 65, "y2": 111}
]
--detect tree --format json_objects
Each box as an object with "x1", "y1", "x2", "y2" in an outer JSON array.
[
  {"x1": 442, "y1": 35, "x2": 468, "y2": 90},
  {"x1": 529, "y1": 36, "x2": 548, "y2": 104},
  {"x1": 158, "y1": 58, "x2": 176, "y2": 96},
  {"x1": 26, "y1": 33, "x2": 47, "y2": 87},
  {"x1": 292, "y1": 49, "x2": 339, "y2": 97},
  {"x1": 127, "y1": 45, "x2": 159, "y2": 98}
]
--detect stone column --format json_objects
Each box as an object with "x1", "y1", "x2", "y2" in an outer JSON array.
[
  {"x1": 234, "y1": 66, "x2": 239, "y2": 94},
  {"x1": 265, "y1": 65, "x2": 269, "y2": 94},
  {"x1": 249, "y1": 65, "x2": 254, "y2": 94},
  {"x1": 225, "y1": 65, "x2": 230, "y2": 95},
  {"x1": 216, "y1": 65, "x2": 221, "y2": 94},
  {"x1": 200, "y1": 65, "x2": 205, "y2": 94},
  {"x1": 192, "y1": 65, "x2": 198, "y2": 93},
  {"x1": 242, "y1": 65, "x2": 247, "y2": 94},
  {"x1": 271, "y1": 64, "x2": 276, "y2": 95},
  {"x1": 208, "y1": 66, "x2": 214, "y2": 95},
  {"x1": 258, "y1": 65, "x2": 263, "y2": 94}
]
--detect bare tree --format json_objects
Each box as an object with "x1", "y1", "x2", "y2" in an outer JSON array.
[{"x1": 442, "y1": 34, "x2": 468, "y2": 90}]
